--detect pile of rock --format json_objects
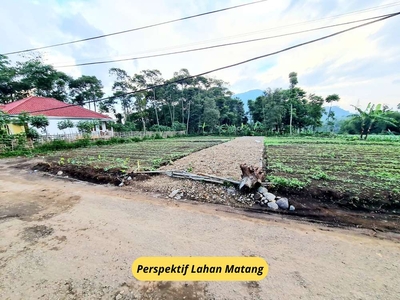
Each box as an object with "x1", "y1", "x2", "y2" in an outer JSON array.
[
  {"x1": 165, "y1": 184, "x2": 295, "y2": 212},
  {"x1": 253, "y1": 186, "x2": 295, "y2": 211}
]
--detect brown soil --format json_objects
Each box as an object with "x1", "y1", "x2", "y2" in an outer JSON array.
[
  {"x1": 1, "y1": 157, "x2": 400, "y2": 299},
  {"x1": 34, "y1": 162, "x2": 151, "y2": 185},
  {"x1": 158, "y1": 136, "x2": 265, "y2": 179}
]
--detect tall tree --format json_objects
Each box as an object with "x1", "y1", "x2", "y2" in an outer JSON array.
[
  {"x1": 160, "y1": 82, "x2": 179, "y2": 126},
  {"x1": 202, "y1": 97, "x2": 220, "y2": 133},
  {"x1": 325, "y1": 94, "x2": 340, "y2": 132},
  {"x1": 172, "y1": 68, "x2": 193, "y2": 125},
  {"x1": 289, "y1": 72, "x2": 298, "y2": 89},
  {"x1": 248, "y1": 73, "x2": 331, "y2": 133},
  {"x1": 109, "y1": 68, "x2": 136, "y2": 121},
  {"x1": 69, "y1": 75, "x2": 104, "y2": 111},
  {"x1": 0, "y1": 55, "x2": 19, "y2": 104},
  {"x1": 306, "y1": 94, "x2": 325, "y2": 131},
  {"x1": 141, "y1": 69, "x2": 163, "y2": 127},
  {"x1": 16, "y1": 56, "x2": 72, "y2": 102}
]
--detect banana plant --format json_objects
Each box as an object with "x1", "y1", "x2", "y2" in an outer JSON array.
[{"x1": 350, "y1": 103, "x2": 397, "y2": 139}]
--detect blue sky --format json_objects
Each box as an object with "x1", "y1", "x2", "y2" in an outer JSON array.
[{"x1": 1, "y1": 0, "x2": 399, "y2": 112}]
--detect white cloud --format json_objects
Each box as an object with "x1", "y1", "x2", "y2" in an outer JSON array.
[{"x1": 1, "y1": 0, "x2": 399, "y2": 112}]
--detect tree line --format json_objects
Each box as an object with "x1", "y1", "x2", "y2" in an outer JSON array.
[
  {"x1": 0, "y1": 54, "x2": 104, "y2": 110},
  {"x1": 248, "y1": 72, "x2": 399, "y2": 137},
  {"x1": 0, "y1": 54, "x2": 247, "y2": 134},
  {"x1": 248, "y1": 72, "x2": 341, "y2": 134},
  {"x1": 1, "y1": 54, "x2": 398, "y2": 137}
]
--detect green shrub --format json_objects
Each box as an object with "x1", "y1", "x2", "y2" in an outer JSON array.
[
  {"x1": 26, "y1": 128, "x2": 39, "y2": 139},
  {"x1": 38, "y1": 140, "x2": 70, "y2": 151},
  {"x1": 149, "y1": 124, "x2": 172, "y2": 131},
  {"x1": 94, "y1": 139, "x2": 108, "y2": 146},
  {"x1": 74, "y1": 138, "x2": 91, "y2": 148},
  {"x1": 171, "y1": 122, "x2": 186, "y2": 131},
  {"x1": 267, "y1": 176, "x2": 309, "y2": 189},
  {"x1": 154, "y1": 133, "x2": 163, "y2": 139}
]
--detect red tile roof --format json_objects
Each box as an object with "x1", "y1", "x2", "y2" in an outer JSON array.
[{"x1": 0, "y1": 96, "x2": 111, "y2": 119}]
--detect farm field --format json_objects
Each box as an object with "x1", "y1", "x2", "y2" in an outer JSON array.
[
  {"x1": 264, "y1": 136, "x2": 400, "y2": 212},
  {"x1": 44, "y1": 136, "x2": 231, "y2": 171},
  {"x1": 18, "y1": 135, "x2": 400, "y2": 231}
]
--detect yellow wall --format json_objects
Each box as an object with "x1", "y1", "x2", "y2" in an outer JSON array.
[{"x1": 7, "y1": 124, "x2": 25, "y2": 134}]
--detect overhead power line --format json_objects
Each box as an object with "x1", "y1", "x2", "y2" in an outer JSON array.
[
  {"x1": 2, "y1": 0, "x2": 269, "y2": 56},
  {"x1": 54, "y1": 13, "x2": 395, "y2": 68},
  {"x1": 45, "y1": 0, "x2": 400, "y2": 65},
  {"x1": 27, "y1": 12, "x2": 400, "y2": 115}
]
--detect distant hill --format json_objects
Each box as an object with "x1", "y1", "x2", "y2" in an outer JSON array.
[
  {"x1": 323, "y1": 106, "x2": 352, "y2": 121},
  {"x1": 233, "y1": 89, "x2": 264, "y2": 112}
]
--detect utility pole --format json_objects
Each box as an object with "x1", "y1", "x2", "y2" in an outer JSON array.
[{"x1": 290, "y1": 104, "x2": 293, "y2": 135}]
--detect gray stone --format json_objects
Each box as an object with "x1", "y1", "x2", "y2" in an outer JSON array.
[
  {"x1": 126, "y1": 176, "x2": 132, "y2": 181},
  {"x1": 276, "y1": 198, "x2": 289, "y2": 210},
  {"x1": 289, "y1": 205, "x2": 295, "y2": 211},
  {"x1": 169, "y1": 189, "x2": 180, "y2": 198},
  {"x1": 226, "y1": 188, "x2": 236, "y2": 195},
  {"x1": 254, "y1": 193, "x2": 262, "y2": 201},
  {"x1": 175, "y1": 193, "x2": 184, "y2": 200},
  {"x1": 119, "y1": 182, "x2": 124, "y2": 187},
  {"x1": 265, "y1": 192, "x2": 276, "y2": 202},
  {"x1": 257, "y1": 187, "x2": 268, "y2": 195},
  {"x1": 57, "y1": 171, "x2": 63, "y2": 176},
  {"x1": 115, "y1": 294, "x2": 122, "y2": 300},
  {"x1": 267, "y1": 202, "x2": 279, "y2": 210}
]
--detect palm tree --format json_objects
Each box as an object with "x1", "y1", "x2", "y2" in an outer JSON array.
[
  {"x1": 350, "y1": 103, "x2": 397, "y2": 139},
  {"x1": 325, "y1": 94, "x2": 340, "y2": 132}
]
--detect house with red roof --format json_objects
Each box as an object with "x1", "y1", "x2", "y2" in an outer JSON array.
[{"x1": 0, "y1": 96, "x2": 113, "y2": 135}]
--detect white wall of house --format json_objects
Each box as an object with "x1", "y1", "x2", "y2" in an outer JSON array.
[{"x1": 38, "y1": 117, "x2": 110, "y2": 135}]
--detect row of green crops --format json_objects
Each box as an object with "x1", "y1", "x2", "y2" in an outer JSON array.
[
  {"x1": 263, "y1": 135, "x2": 400, "y2": 145},
  {"x1": 264, "y1": 136, "x2": 400, "y2": 211},
  {"x1": 46, "y1": 137, "x2": 231, "y2": 171}
]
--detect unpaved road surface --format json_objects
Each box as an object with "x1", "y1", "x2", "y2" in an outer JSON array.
[
  {"x1": 159, "y1": 136, "x2": 265, "y2": 178},
  {"x1": 1, "y1": 158, "x2": 400, "y2": 300}
]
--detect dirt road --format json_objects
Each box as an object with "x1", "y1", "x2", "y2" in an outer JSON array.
[
  {"x1": 159, "y1": 136, "x2": 265, "y2": 178},
  {"x1": 1, "y1": 158, "x2": 400, "y2": 300}
]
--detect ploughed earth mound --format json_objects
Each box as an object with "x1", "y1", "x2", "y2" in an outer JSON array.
[
  {"x1": 34, "y1": 162, "x2": 150, "y2": 185},
  {"x1": 32, "y1": 161, "x2": 400, "y2": 234}
]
